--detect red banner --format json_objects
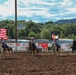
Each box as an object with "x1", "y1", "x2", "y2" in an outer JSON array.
[
  {"x1": 16, "y1": 43, "x2": 20, "y2": 46},
  {"x1": 38, "y1": 42, "x2": 48, "y2": 49}
]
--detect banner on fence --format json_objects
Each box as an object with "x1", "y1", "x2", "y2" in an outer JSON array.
[{"x1": 38, "y1": 42, "x2": 48, "y2": 49}]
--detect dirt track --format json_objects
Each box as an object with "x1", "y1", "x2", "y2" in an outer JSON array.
[{"x1": 0, "y1": 52, "x2": 76, "y2": 75}]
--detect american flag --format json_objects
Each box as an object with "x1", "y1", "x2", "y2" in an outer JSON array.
[{"x1": 0, "y1": 28, "x2": 8, "y2": 40}]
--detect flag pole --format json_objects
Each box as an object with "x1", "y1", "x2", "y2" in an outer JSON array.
[{"x1": 15, "y1": 0, "x2": 17, "y2": 51}]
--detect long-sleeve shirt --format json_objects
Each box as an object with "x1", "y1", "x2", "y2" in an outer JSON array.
[
  {"x1": 0, "y1": 40, "x2": 5, "y2": 43},
  {"x1": 30, "y1": 40, "x2": 35, "y2": 44}
]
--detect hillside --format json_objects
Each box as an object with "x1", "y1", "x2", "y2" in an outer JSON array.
[{"x1": 56, "y1": 18, "x2": 76, "y2": 24}]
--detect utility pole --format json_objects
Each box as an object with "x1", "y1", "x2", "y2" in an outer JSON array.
[{"x1": 15, "y1": 0, "x2": 17, "y2": 51}]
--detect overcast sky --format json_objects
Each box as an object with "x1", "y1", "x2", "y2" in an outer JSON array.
[{"x1": 0, "y1": 0, "x2": 76, "y2": 23}]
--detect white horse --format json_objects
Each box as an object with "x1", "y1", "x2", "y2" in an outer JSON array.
[{"x1": 52, "y1": 42, "x2": 61, "y2": 55}]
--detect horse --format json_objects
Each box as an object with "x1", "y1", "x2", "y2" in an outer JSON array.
[
  {"x1": 27, "y1": 41, "x2": 39, "y2": 55},
  {"x1": 0, "y1": 43, "x2": 13, "y2": 58},
  {"x1": 70, "y1": 40, "x2": 76, "y2": 53},
  {"x1": 52, "y1": 42, "x2": 61, "y2": 55}
]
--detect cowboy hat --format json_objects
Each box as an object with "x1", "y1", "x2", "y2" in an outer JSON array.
[{"x1": 31, "y1": 37, "x2": 34, "y2": 39}]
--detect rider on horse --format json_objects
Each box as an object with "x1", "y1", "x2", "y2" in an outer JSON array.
[
  {"x1": 71, "y1": 39, "x2": 76, "y2": 53},
  {"x1": 30, "y1": 37, "x2": 37, "y2": 49},
  {"x1": 55, "y1": 39, "x2": 61, "y2": 49},
  {"x1": 28, "y1": 37, "x2": 38, "y2": 54},
  {"x1": 52, "y1": 38, "x2": 61, "y2": 54},
  {"x1": 0, "y1": 38, "x2": 8, "y2": 50}
]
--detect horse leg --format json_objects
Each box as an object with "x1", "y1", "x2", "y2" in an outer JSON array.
[
  {"x1": 57, "y1": 47, "x2": 61, "y2": 56},
  {"x1": 5, "y1": 50, "x2": 8, "y2": 57},
  {"x1": 0, "y1": 48, "x2": 3, "y2": 58},
  {"x1": 9, "y1": 50, "x2": 11, "y2": 56},
  {"x1": 56, "y1": 47, "x2": 58, "y2": 52},
  {"x1": 55, "y1": 46, "x2": 60, "y2": 56},
  {"x1": 27, "y1": 47, "x2": 30, "y2": 53},
  {"x1": 27, "y1": 49, "x2": 30, "y2": 53},
  {"x1": 5, "y1": 50, "x2": 11, "y2": 57},
  {"x1": 1, "y1": 47, "x2": 6, "y2": 58},
  {"x1": 29, "y1": 49, "x2": 32, "y2": 55},
  {"x1": 36, "y1": 49, "x2": 39, "y2": 55},
  {"x1": 74, "y1": 49, "x2": 75, "y2": 52},
  {"x1": 54, "y1": 47, "x2": 58, "y2": 56},
  {"x1": 52, "y1": 46, "x2": 55, "y2": 55},
  {"x1": 72, "y1": 48, "x2": 74, "y2": 53},
  {"x1": 72, "y1": 49, "x2": 73, "y2": 53},
  {"x1": 34, "y1": 47, "x2": 38, "y2": 55},
  {"x1": 33, "y1": 49, "x2": 35, "y2": 55},
  {"x1": 28, "y1": 47, "x2": 33, "y2": 55}
]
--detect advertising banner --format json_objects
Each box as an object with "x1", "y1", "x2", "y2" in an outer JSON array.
[{"x1": 38, "y1": 42, "x2": 48, "y2": 49}]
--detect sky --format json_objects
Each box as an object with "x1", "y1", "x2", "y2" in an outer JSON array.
[{"x1": 0, "y1": 0, "x2": 76, "y2": 23}]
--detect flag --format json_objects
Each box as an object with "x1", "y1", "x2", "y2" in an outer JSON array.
[
  {"x1": 55, "y1": 34, "x2": 59, "y2": 39},
  {"x1": 0, "y1": 28, "x2": 8, "y2": 40},
  {"x1": 51, "y1": 32, "x2": 59, "y2": 41},
  {"x1": 51, "y1": 32, "x2": 56, "y2": 41},
  {"x1": 0, "y1": 28, "x2": 6, "y2": 35}
]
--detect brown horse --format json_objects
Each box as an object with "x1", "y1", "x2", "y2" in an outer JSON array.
[{"x1": 27, "y1": 41, "x2": 39, "y2": 55}]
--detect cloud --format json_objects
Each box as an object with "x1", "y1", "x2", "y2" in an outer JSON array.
[
  {"x1": 0, "y1": 0, "x2": 76, "y2": 22},
  {"x1": 0, "y1": 0, "x2": 15, "y2": 19}
]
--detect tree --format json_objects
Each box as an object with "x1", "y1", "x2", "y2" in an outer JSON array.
[
  {"x1": 40, "y1": 29, "x2": 51, "y2": 39},
  {"x1": 28, "y1": 32, "x2": 36, "y2": 38},
  {"x1": 18, "y1": 29, "x2": 26, "y2": 39},
  {"x1": 60, "y1": 31, "x2": 65, "y2": 38}
]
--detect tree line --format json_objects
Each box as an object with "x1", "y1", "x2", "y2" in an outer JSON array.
[{"x1": 0, "y1": 19, "x2": 76, "y2": 40}]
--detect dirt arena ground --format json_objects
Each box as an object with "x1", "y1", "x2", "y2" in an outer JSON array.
[{"x1": 0, "y1": 51, "x2": 76, "y2": 75}]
